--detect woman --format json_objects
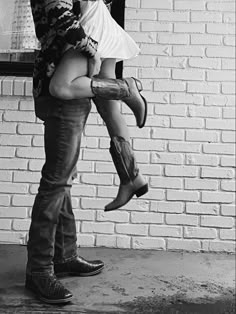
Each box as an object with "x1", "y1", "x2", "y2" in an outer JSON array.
[{"x1": 48, "y1": 0, "x2": 148, "y2": 211}]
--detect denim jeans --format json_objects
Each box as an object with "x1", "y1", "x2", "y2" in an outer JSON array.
[{"x1": 26, "y1": 95, "x2": 91, "y2": 274}]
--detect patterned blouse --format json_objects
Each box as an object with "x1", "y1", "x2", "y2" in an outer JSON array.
[{"x1": 30, "y1": 0, "x2": 113, "y2": 98}]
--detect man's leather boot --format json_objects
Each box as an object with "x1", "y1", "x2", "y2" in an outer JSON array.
[
  {"x1": 105, "y1": 136, "x2": 148, "y2": 211},
  {"x1": 54, "y1": 256, "x2": 104, "y2": 277},
  {"x1": 91, "y1": 77, "x2": 147, "y2": 128},
  {"x1": 25, "y1": 272, "x2": 73, "y2": 304}
]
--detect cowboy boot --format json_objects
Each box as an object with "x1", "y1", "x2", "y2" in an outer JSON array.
[
  {"x1": 91, "y1": 77, "x2": 147, "y2": 128},
  {"x1": 105, "y1": 136, "x2": 148, "y2": 211}
]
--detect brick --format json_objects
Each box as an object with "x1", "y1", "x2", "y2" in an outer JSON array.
[
  {"x1": 83, "y1": 149, "x2": 110, "y2": 162},
  {"x1": 222, "y1": 83, "x2": 235, "y2": 94},
  {"x1": 81, "y1": 174, "x2": 113, "y2": 186},
  {"x1": 157, "y1": 57, "x2": 187, "y2": 69},
  {"x1": 191, "y1": 12, "x2": 222, "y2": 22},
  {"x1": 171, "y1": 93, "x2": 203, "y2": 105},
  {"x1": 0, "y1": 135, "x2": 31, "y2": 147},
  {"x1": 152, "y1": 128, "x2": 184, "y2": 140},
  {"x1": 77, "y1": 234, "x2": 95, "y2": 247},
  {"x1": 166, "y1": 214, "x2": 198, "y2": 226},
  {"x1": 167, "y1": 239, "x2": 201, "y2": 252},
  {"x1": 221, "y1": 205, "x2": 236, "y2": 216},
  {"x1": 154, "y1": 80, "x2": 186, "y2": 92},
  {"x1": 151, "y1": 152, "x2": 184, "y2": 165},
  {"x1": 165, "y1": 165, "x2": 198, "y2": 177},
  {"x1": 175, "y1": 1, "x2": 205, "y2": 11},
  {"x1": 140, "y1": 44, "x2": 171, "y2": 56},
  {"x1": 71, "y1": 185, "x2": 96, "y2": 197},
  {"x1": 222, "y1": 131, "x2": 236, "y2": 145},
  {"x1": 0, "y1": 196, "x2": 11, "y2": 206},
  {"x1": 208, "y1": 241, "x2": 235, "y2": 253},
  {"x1": 222, "y1": 59, "x2": 235, "y2": 70},
  {"x1": 12, "y1": 195, "x2": 34, "y2": 207},
  {"x1": 150, "y1": 177, "x2": 183, "y2": 189},
  {"x1": 126, "y1": 9, "x2": 157, "y2": 20},
  {"x1": 117, "y1": 235, "x2": 131, "y2": 249},
  {"x1": 19, "y1": 100, "x2": 34, "y2": 111},
  {"x1": 150, "y1": 226, "x2": 182, "y2": 237},
  {"x1": 116, "y1": 224, "x2": 148, "y2": 236},
  {"x1": 206, "y1": 47, "x2": 235, "y2": 58},
  {"x1": 205, "y1": 95, "x2": 228, "y2": 106},
  {"x1": 133, "y1": 237, "x2": 166, "y2": 250},
  {"x1": 2, "y1": 78, "x2": 14, "y2": 96},
  {"x1": 13, "y1": 171, "x2": 41, "y2": 183},
  {"x1": 0, "y1": 99, "x2": 19, "y2": 110},
  {"x1": 184, "y1": 227, "x2": 217, "y2": 239},
  {"x1": 169, "y1": 142, "x2": 201, "y2": 153},
  {"x1": 186, "y1": 203, "x2": 219, "y2": 215},
  {"x1": 0, "y1": 219, "x2": 12, "y2": 230},
  {"x1": 186, "y1": 154, "x2": 218, "y2": 166},
  {"x1": 191, "y1": 34, "x2": 222, "y2": 45},
  {"x1": 173, "y1": 69, "x2": 205, "y2": 81},
  {"x1": 13, "y1": 78, "x2": 25, "y2": 96},
  {"x1": 81, "y1": 137, "x2": 99, "y2": 149},
  {"x1": 203, "y1": 143, "x2": 235, "y2": 154},
  {"x1": 13, "y1": 219, "x2": 31, "y2": 231},
  {"x1": 167, "y1": 191, "x2": 199, "y2": 202},
  {"x1": 224, "y1": 13, "x2": 235, "y2": 24},
  {"x1": 159, "y1": 11, "x2": 189, "y2": 22},
  {"x1": 173, "y1": 46, "x2": 204, "y2": 57},
  {"x1": 81, "y1": 222, "x2": 114, "y2": 234},
  {"x1": 96, "y1": 235, "x2": 117, "y2": 248},
  {"x1": 201, "y1": 167, "x2": 234, "y2": 179},
  {"x1": 73, "y1": 209, "x2": 95, "y2": 221},
  {"x1": 0, "y1": 122, "x2": 17, "y2": 134},
  {"x1": 0, "y1": 170, "x2": 12, "y2": 182},
  {"x1": 172, "y1": 117, "x2": 204, "y2": 129},
  {"x1": 142, "y1": 22, "x2": 172, "y2": 32},
  {"x1": 154, "y1": 105, "x2": 186, "y2": 117},
  {"x1": 220, "y1": 229, "x2": 235, "y2": 241},
  {"x1": 223, "y1": 108, "x2": 236, "y2": 119},
  {"x1": 207, "y1": 23, "x2": 235, "y2": 35},
  {"x1": 0, "y1": 183, "x2": 28, "y2": 194},
  {"x1": 0, "y1": 231, "x2": 26, "y2": 244},
  {"x1": 207, "y1": 70, "x2": 235, "y2": 82},
  {"x1": 4, "y1": 111, "x2": 35, "y2": 122},
  {"x1": 206, "y1": 119, "x2": 235, "y2": 131},
  {"x1": 150, "y1": 201, "x2": 184, "y2": 213},
  {"x1": 29, "y1": 160, "x2": 44, "y2": 171},
  {"x1": 158, "y1": 34, "x2": 189, "y2": 45},
  {"x1": 16, "y1": 147, "x2": 45, "y2": 159},
  {"x1": 189, "y1": 57, "x2": 220, "y2": 69},
  {"x1": 0, "y1": 207, "x2": 28, "y2": 218},
  {"x1": 140, "y1": 68, "x2": 170, "y2": 79},
  {"x1": 17, "y1": 123, "x2": 43, "y2": 135},
  {"x1": 131, "y1": 212, "x2": 163, "y2": 224},
  {"x1": 201, "y1": 216, "x2": 234, "y2": 228},
  {"x1": 186, "y1": 130, "x2": 219, "y2": 142},
  {"x1": 189, "y1": 106, "x2": 221, "y2": 119},
  {"x1": 139, "y1": 164, "x2": 162, "y2": 176},
  {"x1": 188, "y1": 82, "x2": 220, "y2": 94},
  {"x1": 126, "y1": 55, "x2": 156, "y2": 67},
  {"x1": 97, "y1": 210, "x2": 129, "y2": 223},
  {"x1": 223, "y1": 35, "x2": 235, "y2": 46},
  {"x1": 185, "y1": 179, "x2": 218, "y2": 190},
  {"x1": 0, "y1": 159, "x2": 28, "y2": 171},
  {"x1": 207, "y1": 2, "x2": 235, "y2": 12},
  {"x1": 221, "y1": 156, "x2": 235, "y2": 167},
  {"x1": 221, "y1": 180, "x2": 236, "y2": 192},
  {"x1": 141, "y1": 0, "x2": 172, "y2": 9},
  {"x1": 133, "y1": 139, "x2": 165, "y2": 151},
  {"x1": 202, "y1": 191, "x2": 234, "y2": 204},
  {"x1": 174, "y1": 23, "x2": 205, "y2": 33}
]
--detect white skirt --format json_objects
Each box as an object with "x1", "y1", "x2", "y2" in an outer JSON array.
[{"x1": 79, "y1": 0, "x2": 140, "y2": 61}]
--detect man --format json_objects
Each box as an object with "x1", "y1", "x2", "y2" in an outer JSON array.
[{"x1": 26, "y1": 0, "x2": 110, "y2": 304}]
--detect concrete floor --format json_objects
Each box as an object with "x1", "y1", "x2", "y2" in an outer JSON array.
[{"x1": 0, "y1": 245, "x2": 235, "y2": 314}]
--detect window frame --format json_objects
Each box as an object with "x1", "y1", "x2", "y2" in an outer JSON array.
[{"x1": 0, "y1": 0, "x2": 125, "y2": 78}]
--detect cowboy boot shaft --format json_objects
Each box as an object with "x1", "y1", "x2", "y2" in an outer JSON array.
[
  {"x1": 91, "y1": 78, "x2": 130, "y2": 100},
  {"x1": 110, "y1": 136, "x2": 139, "y2": 184}
]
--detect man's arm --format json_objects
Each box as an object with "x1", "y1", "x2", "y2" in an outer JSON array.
[{"x1": 44, "y1": 0, "x2": 98, "y2": 58}]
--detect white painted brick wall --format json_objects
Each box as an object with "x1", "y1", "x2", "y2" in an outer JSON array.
[{"x1": 0, "y1": 0, "x2": 235, "y2": 252}]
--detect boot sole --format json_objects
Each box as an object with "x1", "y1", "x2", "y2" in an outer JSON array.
[
  {"x1": 55, "y1": 265, "x2": 104, "y2": 278},
  {"x1": 104, "y1": 183, "x2": 148, "y2": 212},
  {"x1": 25, "y1": 282, "x2": 73, "y2": 304},
  {"x1": 132, "y1": 78, "x2": 148, "y2": 129}
]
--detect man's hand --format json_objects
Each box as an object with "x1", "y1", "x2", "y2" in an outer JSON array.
[{"x1": 88, "y1": 52, "x2": 102, "y2": 78}]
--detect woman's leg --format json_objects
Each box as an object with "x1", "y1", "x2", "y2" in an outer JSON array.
[
  {"x1": 94, "y1": 58, "x2": 130, "y2": 140},
  {"x1": 94, "y1": 59, "x2": 148, "y2": 211},
  {"x1": 49, "y1": 49, "x2": 147, "y2": 128}
]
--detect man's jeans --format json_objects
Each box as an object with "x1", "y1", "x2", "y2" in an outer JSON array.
[{"x1": 26, "y1": 95, "x2": 91, "y2": 274}]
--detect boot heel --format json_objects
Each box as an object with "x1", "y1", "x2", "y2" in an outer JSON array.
[
  {"x1": 135, "y1": 184, "x2": 148, "y2": 197},
  {"x1": 132, "y1": 77, "x2": 143, "y2": 92}
]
